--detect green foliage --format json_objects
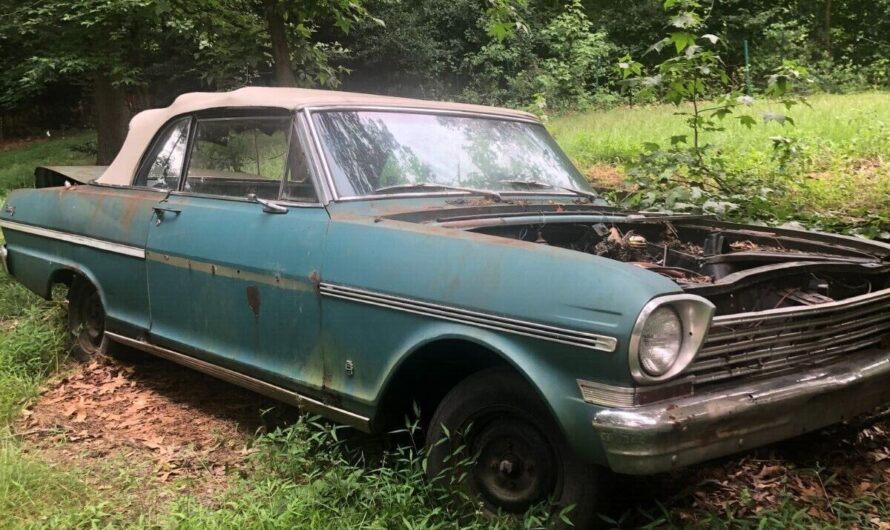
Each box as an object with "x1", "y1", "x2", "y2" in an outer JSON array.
[
  {"x1": 0, "y1": 0, "x2": 377, "y2": 115},
  {"x1": 485, "y1": 0, "x2": 529, "y2": 42},
  {"x1": 549, "y1": 93, "x2": 890, "y2": 240},
  {"x1": 612, "y1": 0, "x2": 821, "y2": 228},
  {"x1": 163, "y1": 416, "x2": 552, "y2": 529},
  {"x1": 461, "y1": 0, "x2": 612, "y2": 113},
  {"x1": 0, "y1": 275, "x2": 68, "y2": 425}
]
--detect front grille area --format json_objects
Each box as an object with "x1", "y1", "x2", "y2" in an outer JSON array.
[{"x1": 689, "y1": 288, "x2": 890, "y2": 386}]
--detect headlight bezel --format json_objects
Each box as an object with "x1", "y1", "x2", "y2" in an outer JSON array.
[{"x1": 628, "y1": 294, "x2": 715, "y2": 384}]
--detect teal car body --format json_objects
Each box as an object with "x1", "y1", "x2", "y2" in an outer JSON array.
[{"x1": 2, "y1": 88, "x2": 890, "y2": 485}]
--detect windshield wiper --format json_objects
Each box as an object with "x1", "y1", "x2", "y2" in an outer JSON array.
[
  {"x1": 374, "y1": 183, "x2": 502, "y2": 202},
  {"x1": 498, "y1": 179, "x2": 599, "y2": 200}
]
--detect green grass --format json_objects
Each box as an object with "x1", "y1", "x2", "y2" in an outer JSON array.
[
  {"x1": 0, "y1": 131, "x2": 95, "y2": 193},
  {"x1": 549, "y1": 92, "x2": 890, "y2": 167},
  {"x1": 549, "y1": 92, "x2": 890, "y2": 237},
  {"x1": 0, "y1": 238, "x2": 69, "y2": 425}
]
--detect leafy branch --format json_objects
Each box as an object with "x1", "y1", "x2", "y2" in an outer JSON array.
[{"x1": 615, "y1": 0, "x2": 813, "y2": 220}]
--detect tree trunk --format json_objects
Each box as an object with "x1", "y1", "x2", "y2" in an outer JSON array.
[
  {"x1": 824, "y1": 0, "x2": 832, "y2": 55},
  {"x1": 264, "y1": 0, "x2": 297, "y2": 87},
  {"x1": 93, "y1": 75, "x2": 129, "y2": 165}
]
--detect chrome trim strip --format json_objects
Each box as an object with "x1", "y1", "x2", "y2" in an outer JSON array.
[
  {"x1": 335, "y1": 191, "x2": 490, "y2": 202},
  {"x1": 331, "y1": 190, "x2": 592, "y2": 203},
  {"x1": 296, "y1": 110, "x2": 335, "y2": 205},
  {"x1": 303, "y1": 106, "x2": 542, "y2": 203},
  {"x1": 0, "y1": 220, "x2": 145, "y2": 259},
  {"x1": 712, "y1": 286, "x2": 890, "y2": 325},
  {"x1": 319, "y1": 282, "x2": 618, "y2": 352},
  {"x1": 303, "y1": 108, "x2": 340, "y2": 202},
  {"x1": 438, "y1": 214, "x2": 625, "y2": 229},
  {"x1": 106, "y1": 332, "x2": 371, "y2": 431},
  {"x1": 144, "y1": 251, "x2": 314, "y2": 292},
  {"x1": 303, "y1": 105, "x2": 540, "y2": 125}
]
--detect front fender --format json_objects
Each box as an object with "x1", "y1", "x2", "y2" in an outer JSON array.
[{"x1": 370, "y1": 320, "x2": 610, "y2": 465}]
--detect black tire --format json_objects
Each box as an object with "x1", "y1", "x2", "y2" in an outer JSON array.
[
  {"x1": 67, "y1": 277, "x2": 111, "y2": 361},
  {"x1": 425, "y1": 368, "x2": 605, "y2": 528}
]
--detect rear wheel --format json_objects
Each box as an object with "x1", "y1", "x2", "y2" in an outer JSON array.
[
  {"x1": 67, "y1": 277, "x2": 110, "y2": 360},
  {"x1": 425, "y1": 368, "x2": 605, "y2": 528}
]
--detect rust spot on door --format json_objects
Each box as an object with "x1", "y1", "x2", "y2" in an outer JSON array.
[
  {"x1": 246, "y1": 285, "x2": 261, "y2": 317},
  {"x1": 309, "y1": 270, "x2": 321, "y2": 295}
]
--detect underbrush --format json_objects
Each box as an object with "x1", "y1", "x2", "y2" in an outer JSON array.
[
  {"x1": 550, "y1": 92, "x2": 890, "y2": 239},
  {"x1": 0, "y1": 258, "x2": 68, "y2": 425},
  {"x1": 165, "y1": 417, "x2": 553, "y2": 529}
]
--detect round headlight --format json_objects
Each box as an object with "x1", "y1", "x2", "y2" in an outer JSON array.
[{"x1": 639, "y1": 306, "x2": 683, "y2": 376}]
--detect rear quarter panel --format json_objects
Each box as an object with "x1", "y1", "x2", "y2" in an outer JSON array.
[{"x1": 0, "y1": 184, "x2": 160, "y2": 333}]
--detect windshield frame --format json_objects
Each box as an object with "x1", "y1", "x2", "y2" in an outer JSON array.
[{"x1": 302, "y1": 106, "x2": 595, "y2": 203}]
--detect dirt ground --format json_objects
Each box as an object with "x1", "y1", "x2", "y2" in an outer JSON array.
[
  {"x1": 15, "y1": 352, "x2": 281, "y2": 506},
  {"x1": 14, "y1": 351, "x2": 890, "y2": 525}
]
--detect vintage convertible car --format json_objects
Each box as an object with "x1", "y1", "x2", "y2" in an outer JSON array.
[{"x1": 2, "y1": 88, "x2": 889, "y2": 525}]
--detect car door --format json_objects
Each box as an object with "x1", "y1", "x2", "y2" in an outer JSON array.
[{"x1": 144, "y1": 111, "x2": 329, "y2": 390}]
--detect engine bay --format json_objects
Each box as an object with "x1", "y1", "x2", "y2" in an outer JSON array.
[{"x1": 469, "y1": 219, "x2": 890, "y2": 316}]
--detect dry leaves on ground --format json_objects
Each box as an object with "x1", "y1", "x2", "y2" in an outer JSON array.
[{"x1": 16, "y1": 352, "x2": 278, "y2": 502}]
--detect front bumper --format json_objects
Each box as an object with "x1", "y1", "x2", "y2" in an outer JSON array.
[
  {"x1": 0, "y1": 244, "x2": 7, "y2": 274},
  {"x1": 593, "y1": 347, "x2": 890, "y2": 474}
]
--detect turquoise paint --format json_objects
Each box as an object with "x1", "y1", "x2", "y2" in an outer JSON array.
[
  {"x1": 0, "y1": 182, "x2": 682, "y2": 465},
  {"x1": 144, "y1": 193, "x2": 329, "y2": 393},
  {"x1": 1, "y1": 185, "x2": 158, "y2": 331}
]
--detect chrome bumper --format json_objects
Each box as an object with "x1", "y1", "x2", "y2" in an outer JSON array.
[
  {"x1": 593, "y1": 347, "x2": 890, "y2": 474},
  {"x1": 0, "y1": 244, "x2": 7, "y2": 274}
]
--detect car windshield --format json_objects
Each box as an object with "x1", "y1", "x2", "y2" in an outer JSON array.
[{"x1": 310, "y1": 111, "x2": 592, "y2": 199}]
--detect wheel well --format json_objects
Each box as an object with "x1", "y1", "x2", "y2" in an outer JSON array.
[
  {"x1": 373, "y1": 339, "x2": 513, "y2": 433},
  {"x1": 48, "y1": 268, "x2": 78, "y2": 290},
  {"x1": 48, "y1": 268, "x2": 95, "y2": 302}
]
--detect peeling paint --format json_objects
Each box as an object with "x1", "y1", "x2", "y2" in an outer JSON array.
[{"x1": 246, "y1": 285, "x2": 261, "y2": 317}]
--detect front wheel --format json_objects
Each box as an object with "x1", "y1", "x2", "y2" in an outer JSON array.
[{"x1": 425, "y1": 368, "x2": 605, "y2": 528}]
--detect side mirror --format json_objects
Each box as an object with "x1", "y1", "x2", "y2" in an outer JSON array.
[{"x1": 247, "y1": 193, "x2": 288, "y2": 214}]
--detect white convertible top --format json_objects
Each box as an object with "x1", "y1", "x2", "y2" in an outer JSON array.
[{"x1": 97, "y1": 87, "x2": 538, "y2": 185}]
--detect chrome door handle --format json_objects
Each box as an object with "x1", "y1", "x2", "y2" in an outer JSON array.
[
  {"x1": 152, "y1": 205, "x2": 182, "y2": 225},
  {"x1": 246, "y1": 193, "x2": 288, "y2": 214}
]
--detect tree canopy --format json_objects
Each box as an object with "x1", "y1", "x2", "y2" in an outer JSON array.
[{"x1": 0, "y1": 0, "x2": 886, "y2": 162}]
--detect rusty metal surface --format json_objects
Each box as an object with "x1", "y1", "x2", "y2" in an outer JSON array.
[
  {"x1": 37, "y1": 166, "x2": 107, "y2": 186},
  {"x1": 691, "y1": 287, "x2": 890, "y2": 385},
  {"x1": 594, "y1": 347, "x2": 890, "y2": 474}
]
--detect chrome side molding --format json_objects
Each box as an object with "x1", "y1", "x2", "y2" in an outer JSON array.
[
  {"x1": 0, "y1": 220, "x2": 145, "y2": 259},
  {"x1": 319, "y1": 282, "x2": 619, "y2": 353},
  {"x1": 105, "y1": 332, "x2": 371, "y2": 431}
]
